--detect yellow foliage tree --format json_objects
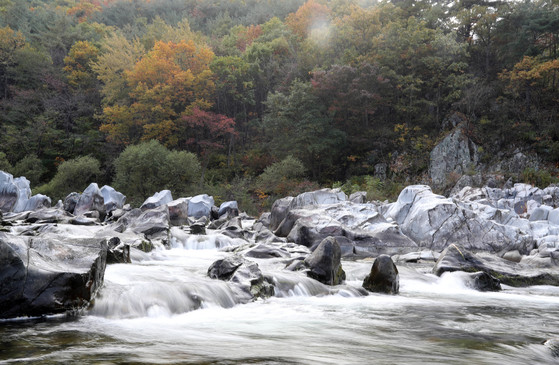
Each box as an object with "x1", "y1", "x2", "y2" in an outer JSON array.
[{"x1": 100, "y1": 39, "x2": 215, "y2": 146}]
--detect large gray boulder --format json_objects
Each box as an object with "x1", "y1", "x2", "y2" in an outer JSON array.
[
  {"x1": 167, "y1": 198, "x2": 189, "y2": 226},
  {"x1": 385, "y1": 185, "x2": 534, "y2": 253},
  {"x1": 433, "y1": 244, "x2": 559, "y2": 286},
  {"x1": 362, "y1": 254, "x2": 399, "y2": 294},
  {"x1": 23, "y1": 194, "x2": 51, "y2": 212},
  {"x1": 100, "y1": 185, "x2": 126, "y2": 213},
  {"x1": 273, "y1": 194, "x2": 418, "y2": 257},
  {"x1": 0, "y1": 172, "x2": 31, "y2": 213},
  {"x1": 429, "y1": 125, "x2": 479, "y2": 188},
  {"x1": 74, "y1": 183, "x2": 105, "y2": 217},
  {"x1": 187, "y1": 194, "x2": 214, "y2": 219},
  {"x1": 207, "y1": 255, "x2": 274, "y2": 301},
  {"x1": 218, "y1": 201, "x2": 239, "y2": 217},
  {"x1": 304, "y1": 236, "x2": 346, "y2": 285},
  {"x1": 12, "y1": 177, "x2": 32, "y2": 213},
  {"x1": 269, "y1": 197, "x2": 293, "y2": 231},
  {"x1": 0, "y1": 232, "x2": 107, "y2": 318},
  {"x1": 129, "y1": 205, "x2": 170, "y2": 237},
  {"x1": 140, "y1": 190, "x2": 172, "y2": 211},
  {"x1": 63, "y1": 192, "x2": 81, "y2": 214}
]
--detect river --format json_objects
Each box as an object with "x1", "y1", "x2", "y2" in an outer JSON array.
[{"x1": 1, "y1": 228, "x2": 559, "y2": 364}]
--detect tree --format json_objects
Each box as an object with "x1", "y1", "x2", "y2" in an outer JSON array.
[
  {"x1": 91, "y1": 32, "x2": 144, "y2": 105},
  {"x1": 286, "y1": 0, "x2": 331, "y2": 39},
  {"x1": 0, "y1": 26, "x2": 25, "y2": 99},
  {"x1": 12, "y1": 155, "x2": 46, "y2": 187},
  {"x1": 113, "y1": 140, "x2": 201, "y2": 204},
  {"x1": 100, "y1": 39, "x2": 216, "y2": 146},
  {"x1": 35, "y1": 155, "x2": 101, "y2": 200},
  {"x1": 263, "y1": 80, "x2": 345, "y2": 180},
  {"x1": 257, "y1": 155, "x2": 306, "y2": 195},
  {"x1": 180, "y1": 107, "x2": 237, "y2": 174},
  {"x1": 64, "y1": 40, "x2": 100, "y2": 90}
]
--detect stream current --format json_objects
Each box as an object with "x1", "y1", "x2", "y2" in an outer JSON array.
[{"x1": 2, "y1": 227, "x2": 559, "y2": 364}]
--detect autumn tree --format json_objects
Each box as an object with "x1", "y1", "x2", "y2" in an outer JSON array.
[
  {"x1": 91, "y1": 32, "x2": 144, "y2": 105},
  {"x1": 286, "y1": 0, "x2": 331, "y2": 39},
  {"x1": 64, "y1": 40, "x2": 100, "y2": 90},
  {"x1": 100, "y1": 39, "x2": 215, "y2": 146}
]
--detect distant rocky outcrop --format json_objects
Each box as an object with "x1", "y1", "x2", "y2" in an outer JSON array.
[{"x1": 430, "y1": 124, "x2": 479, "y2": 189}]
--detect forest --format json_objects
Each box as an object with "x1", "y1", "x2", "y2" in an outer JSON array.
[{"x1": 0, "y1": 0, "x2": 558, "y2": 212}]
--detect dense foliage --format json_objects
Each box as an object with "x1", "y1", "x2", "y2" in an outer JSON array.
[{"x1": 1, "y1": 0, "x2": 558, "y2": 211}]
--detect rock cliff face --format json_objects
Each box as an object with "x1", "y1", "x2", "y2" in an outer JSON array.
[{"x1": 430, "y1": 125, "x2": 479, "y2": 188}]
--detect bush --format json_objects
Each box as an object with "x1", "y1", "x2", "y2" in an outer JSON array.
[
  {"x1": 520, "y1": 168, "x2": 557, "y2": 188},
  {"x1": 12, "y1": 155, "x2": 46, "y2": 187},
  {"x1": 35, "y1": 156, "x2": 101, "y2": 200},
  {"x1": 0, "y1": 152, "x2": 12, "y2": 172},
  {"x1": 113, "y1": 140, "x2": 201, "y2": 206},
  {"x1": 257, "y1": 155, "x2": 306, "y2": 195}
]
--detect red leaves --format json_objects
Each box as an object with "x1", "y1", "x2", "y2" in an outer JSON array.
[{"x1": 180, "y1": 107, "x2": 237, "y2": 155}]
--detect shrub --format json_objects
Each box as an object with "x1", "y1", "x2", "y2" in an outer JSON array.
[
  {"x1": 520, "y1": 167, "x2": 557, "y2": 188},
  {"x1": 35, "y1": 156, "x2": 101, "y2": 200},
  {"x1": 113, "y1": 140, "x2": 201, "y2": 206},
  {"x1": 257, "y1": 155, "x2": 306, "y2": 195},
  {"x1": 0, "y1": 152, "x2": 12, "y2": 172},
  {"x1": 12, "y1": 155, "x2": 46, "y2": 187}
]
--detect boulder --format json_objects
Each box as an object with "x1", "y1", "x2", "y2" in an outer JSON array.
[
  {"x1": 100, "y1": 185, "x2": 126, "y2": 213},
  {"x1": 106, "y1": 237, "x2": 131, "y2": 264},
  {"x1": 187, "y1": 194, "x2": 214, "y2": 219},
  {"x1": 429, "y1": 125, "x2": 479, "y2": 188},
  {"x1": 529, "y1": 205, "x2": 553, "y2": 221},
  {"x1": 113, "y1": 208, "x2": 142, "y2": 233},
  {"x1": 544, "y1": 339, "x2": 559, "y2": 358},
  {"x1": 362, "y1": 254, "x2": 399, "y2": 294},
  {"x1": 207, "y1": 255, "x2": 274, "y2": 301},
  {"x1": 140, "y1": 190, "x2": 172, "y2": 211},
  {"x1": 23, "y1": 194, "x2": 51, "y2": 212},
  {"x1": 26, "y1": 208, "x2": 72, "y2": 224},
  {"x1": 461, "y1": 271, "x2": 501, "y2": 291},
  {"x1": 269, "y1": 197, "x2": 293, "y2": 232},
  {"x1": 385, "y1": 185, "x2": 533, "y2": 253},
  {"x1": 349, "y1": 191, "x2": 367, "y2": 204},
  {"x1": 245, "y1": 244, "x2": 290, "y2": 259},
  {"x1": 63, "y1": 192, "x2": 80, "y2": 214},
  {"x1": 304, "y1": 236, "x2": 345, "y2": 285},
  {"x1": 0, "y1": 171, "x2": 18, "y2": 213},
  {"x1": 289, "y1": 188, "x2": 346, "y2": 209},
  {"x1": 12, "y1": 177, "x2": 32, "y2": 213},
  {"x1": 0, "y1": 172, "x2": 31, "y2": 213},
  {"x1": 129, "y1": 205, "x2": 170, "y2": 237},
  {"x1": 433, "y1": 244, "x2": 559, "y2": 286},
  {"x1": 218, "y1": 201, "x2": 239, "y2": 217},
  {"x1": 167, "y1": 198, "x2": 189, "y2": 226},
  {"x1": 0, "y1": 232, "x2": 107, "y2": 318},
  {"x1": 74, "y1": 183, "x2": 105, "y2": 218}
]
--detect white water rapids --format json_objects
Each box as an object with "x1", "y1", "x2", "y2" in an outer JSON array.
[{"x1": 2, "y1": 227, "x2": 559, "y2": 364}]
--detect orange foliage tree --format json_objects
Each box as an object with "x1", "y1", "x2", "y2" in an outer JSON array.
[
  {"x1": 100, "y1": 39, "x2": 216, "y2": 146},
  {"x1": 285, "y1": 0, "x2": 331, "y2": 39}
]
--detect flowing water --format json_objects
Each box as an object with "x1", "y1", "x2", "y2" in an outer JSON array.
[{"x1": 2, "y1": 229, "x2": 559, "y2": 364}]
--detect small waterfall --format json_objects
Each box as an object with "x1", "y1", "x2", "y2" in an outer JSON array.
[{"x1": 169, "y1": 227, "x2": 245, "y2": 249}]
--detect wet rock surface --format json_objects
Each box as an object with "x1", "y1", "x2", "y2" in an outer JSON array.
[
  {"x1": 304, "y1": 236, "x2": 346, "y2": 285},
  {"x1": 362, "y1": 254, "x2": 399, "y2": 294},
  {"x1": 0, "y1": 232, "x2": 107, "y2": 319}
]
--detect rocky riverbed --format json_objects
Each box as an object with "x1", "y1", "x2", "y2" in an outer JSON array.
[{"x1": 2, "y1": 170, "x2": 559, "y2": 361}]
